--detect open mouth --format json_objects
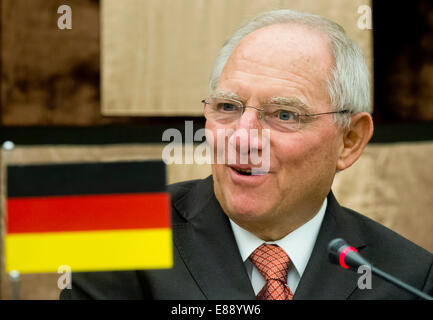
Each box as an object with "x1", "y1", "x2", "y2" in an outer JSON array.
[
  {"x1": 230, "y1": 166, "x2": 268, "y2": 176},
  {"x1": 233, "y1": 168, "x2": 253, "y2": 176}
]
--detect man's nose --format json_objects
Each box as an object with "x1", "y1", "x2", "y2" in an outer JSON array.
[
  {"x1": 231, "y1": 108, "x2": 264, "y2": 154},
  {"x1": 236, "y1": 107, "x2": 262, "y2": 131}
]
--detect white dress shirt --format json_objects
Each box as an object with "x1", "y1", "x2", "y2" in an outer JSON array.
[{"x1": 229, "y1": 198, "x2": 327, "y2": 295}]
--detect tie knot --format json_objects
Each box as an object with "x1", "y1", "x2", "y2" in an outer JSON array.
[{"x1": 249, "y1": 244, "x2": 290, "y2": 282}]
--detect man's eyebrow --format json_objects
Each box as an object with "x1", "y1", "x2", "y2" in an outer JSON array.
[
  {"x1": 268, "y1": 97, "x2": 311, "y2": 112},
  {"x1": 211, "y1": 90, "x2": 241, "y2": 101},
  {"x1": 211, "y1": 92, "x2": 312, "y2": 112}
]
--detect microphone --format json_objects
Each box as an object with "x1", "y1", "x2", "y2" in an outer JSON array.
[{"x1": 328, "y1": 238, "x2": 433, "y2": 300}]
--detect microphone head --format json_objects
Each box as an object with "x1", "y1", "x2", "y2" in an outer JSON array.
[
  {"x1": 328, "y1": 238, "x2": 371, "y2": 270},
  {"x1": 327, "y1": 238, "x2": 348, "y2": 265}
]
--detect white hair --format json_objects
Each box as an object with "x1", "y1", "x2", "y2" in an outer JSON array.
[{"x1": 208, "y1": 9, "x2": 371, "y2": 128}]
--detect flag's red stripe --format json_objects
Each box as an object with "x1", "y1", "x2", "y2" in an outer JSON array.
[{"x1": 7, "y1": 193, "x2": 170, "y2": 233}]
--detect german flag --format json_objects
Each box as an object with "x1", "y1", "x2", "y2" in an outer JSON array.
[{"x1": 5, "y1": 161, "x2": 172, "y2": 273}]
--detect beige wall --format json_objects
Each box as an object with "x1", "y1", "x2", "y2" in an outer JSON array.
[{"x1": 102, "y1": 0, "x2": 373, "y2": 116}]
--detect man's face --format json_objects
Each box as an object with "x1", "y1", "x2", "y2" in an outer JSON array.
[{"x1": 206, "y1": 24, "x2": 345, "y2": 239}]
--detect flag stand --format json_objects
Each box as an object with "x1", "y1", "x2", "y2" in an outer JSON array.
[{"x1": 9, "y1": 270, "x2": 20, "y2": 300}]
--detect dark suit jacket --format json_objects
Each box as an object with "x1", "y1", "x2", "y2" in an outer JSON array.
[{"x1": 60, "y1": 176, "x2": 433, "y2": 300}]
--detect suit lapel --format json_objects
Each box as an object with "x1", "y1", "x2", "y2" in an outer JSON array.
[
  {"x1": 293, "y1": 192, "x2": 368, "y2": 300},
  {"x1": 172, "y1": 178, "x2": 368, "y2": 300},
  {"x1": 172, "y1": 177, "x2": 255, "y2": 300}
]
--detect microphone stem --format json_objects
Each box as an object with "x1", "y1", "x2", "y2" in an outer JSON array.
[{"x1": 371, "y1": 266, "x2": 433, "y2": 300}]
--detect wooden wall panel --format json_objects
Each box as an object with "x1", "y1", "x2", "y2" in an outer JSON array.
[
  {"x1": 374, "y1": 0, "x2": 433, "y2": 123},
  {"x1": 102, "y1": 0, "x2": 373, "y2": 116},
  {"x1": 1, "y1": 0, "x2": 102, "y2": 126},
  {"x1": 333, "y1": 142, "x2": 433, "y2": 254}
]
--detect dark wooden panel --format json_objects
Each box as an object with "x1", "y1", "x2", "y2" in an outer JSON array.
[
  {"x1": 1, "y1": 0, "x2": 103, "y2": 126},
  {"x1": 373, "y1": 0, "x2": 433, "y2": 123}
]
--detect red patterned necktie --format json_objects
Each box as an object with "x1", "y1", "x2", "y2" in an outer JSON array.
[{"x1": 249, "y1": 243, "x2": 293, "y2": 300}]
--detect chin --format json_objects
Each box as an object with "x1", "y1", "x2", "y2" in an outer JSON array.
[{"x1": 223, "y1": 193, "x2": 271, "y2": 222}]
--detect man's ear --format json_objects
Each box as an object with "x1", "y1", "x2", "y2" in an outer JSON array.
[{"x1": 336, "y1": 112, "x2": 374, "y2": 171}]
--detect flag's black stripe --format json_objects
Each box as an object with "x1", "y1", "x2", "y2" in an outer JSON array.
[{"x1": 7, "y1": 160, "x2": 166, "y2": 198}]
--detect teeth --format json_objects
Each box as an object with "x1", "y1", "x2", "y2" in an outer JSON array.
[{"x1": 234, "y1": 167, "x2": 268, "y2": 176}]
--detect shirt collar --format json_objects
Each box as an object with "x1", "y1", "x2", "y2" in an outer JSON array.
[{"x1": 229, "y1": 197, "x2": 327, "y2": 278}]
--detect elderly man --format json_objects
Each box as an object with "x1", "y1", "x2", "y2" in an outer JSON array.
[{"x1": 61, "y1": 9, "x2": 433, "y2": 300}]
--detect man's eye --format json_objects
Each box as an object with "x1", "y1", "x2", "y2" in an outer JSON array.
[
  {"x1": 217, "y1": 103, "x2": 237, "y2": 112},
  {"x1": 277, "y1": 110, "x2": 298, "y2": 121}
]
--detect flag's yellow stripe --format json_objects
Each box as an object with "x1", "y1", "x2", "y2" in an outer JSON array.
[{"x1": 5, "y1": 228, "x2": 172, "y2": 273}]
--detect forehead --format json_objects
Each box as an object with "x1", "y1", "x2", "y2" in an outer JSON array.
[
  {"x1": 226, "y1": 23, "x2": 332, "y2": 74},
  {"x1": 217, "y1": 23, "x2": 333, "y2": 107}
]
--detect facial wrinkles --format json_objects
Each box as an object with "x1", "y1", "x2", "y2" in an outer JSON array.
[
  {"x1": 221, "y1": 28, "x2": 333, "y2": 109},
  {"x1": 270, "y1": 134, "x2": 330, "y2": 216},
  {"x1": 214, "y1": 96, "x2": 335, "y2": 180},
  {"x1": 212, "y1": 90, "x2": 310, "y2": 111},
  {"x1": 222, "y1": 65, "x2": 328, "y2": 111},
  {"x1": 209, "y1": 24, "x2": 339, "y2": 235}
]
